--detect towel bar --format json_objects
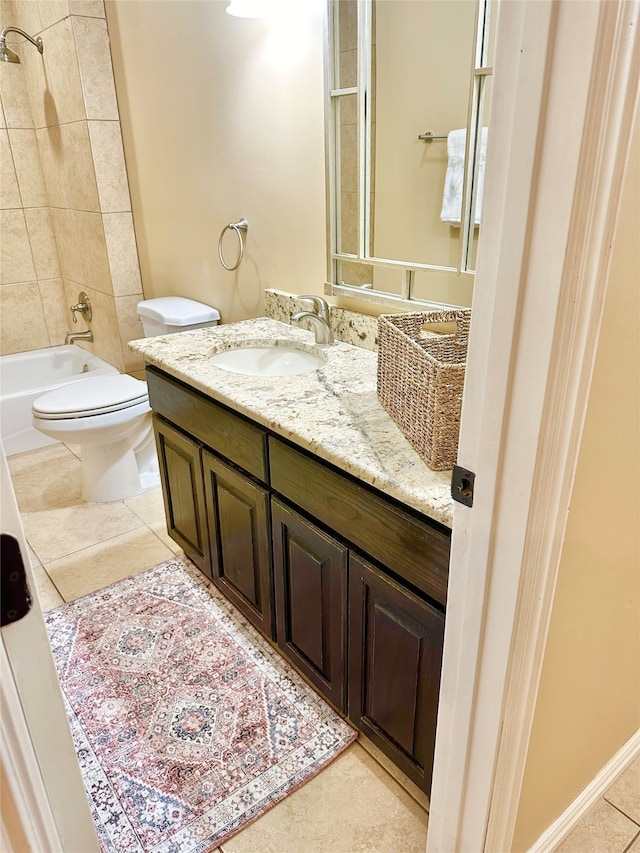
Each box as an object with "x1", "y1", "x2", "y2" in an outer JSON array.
[
  {"x1": 218, "y1": 218, "x2": 248, "y2": 271},
  {"x1": 418, "y1": 132, "x2": 448, "y2": 142}
]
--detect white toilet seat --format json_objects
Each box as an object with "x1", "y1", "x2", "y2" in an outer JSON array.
[{"x1": 33, "y1": 375, "x2": 149, "y2": 420}]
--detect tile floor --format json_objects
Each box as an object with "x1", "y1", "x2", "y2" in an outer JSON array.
[{"x1": 8, "y1": 441, "x2": 639, "y2": 853}]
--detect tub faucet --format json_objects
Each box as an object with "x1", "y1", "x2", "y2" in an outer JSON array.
[
  {"x1": 291, "y1": 312, "x2": 334, "y2": 345},
  {"x1": 65, "y1": 329, "x2": 94, "y2": 345}
]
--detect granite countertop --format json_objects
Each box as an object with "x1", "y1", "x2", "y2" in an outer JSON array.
[{"x1": 129, "y1": 318, "x2": 454, "y2": 528}]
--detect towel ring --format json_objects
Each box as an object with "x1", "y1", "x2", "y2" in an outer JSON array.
[{"x1": 218, "y1": 218, "x2": 248, "y2": 271}]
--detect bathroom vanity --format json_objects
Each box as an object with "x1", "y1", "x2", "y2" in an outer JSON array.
[{"x1": 130, "y1": 318, "x2": 453, "y2": 795}]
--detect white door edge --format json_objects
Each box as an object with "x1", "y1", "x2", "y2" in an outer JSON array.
[
  {"x1": 1, "y1": 641, "x2": 62, "y2": 852},
  {"x1": 427, "y1": 1, "x2": 640, "y2": 851},
  {"x1": 0, "y1": 445, "x2": 99, "y2": 851}
]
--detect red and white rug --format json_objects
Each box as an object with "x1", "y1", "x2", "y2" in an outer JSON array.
[{"x1": 45, "y1": 556, "x2": 356, "y2": 852}]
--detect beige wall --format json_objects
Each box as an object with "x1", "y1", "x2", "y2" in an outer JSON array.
[
  {"x1": 105, "y1": 0, "x2": 327, "y2": 324},
  {"x1": 512, "y1": 117, "x2": 640, "y2": 850},
  {"x1": 0, "y1": 0, "x2": 145, "y2": 373}
]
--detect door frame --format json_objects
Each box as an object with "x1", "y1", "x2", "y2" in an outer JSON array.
[
  {"x1": 427, "y1": 1, "x2": 640, "y2": 851},
  {"x1": 0, "y1": 446, "x2": 99, "y2": 852}
]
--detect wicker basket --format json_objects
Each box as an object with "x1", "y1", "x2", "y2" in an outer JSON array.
[{"x1": 377, "y1": 310, "x2": 471, "y2": 471}]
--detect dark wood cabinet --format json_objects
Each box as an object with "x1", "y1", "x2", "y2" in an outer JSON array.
[
  {"x1": 153, "y1": 415, "x2": 211, "y2": 579},
  {"x1": 272, "y1": 498, "x2": 348, "y2": 712},
  {"x1": 148, "y1": 366, "x2": 450, "y2": 794},
  {"x1": 348, "y1": 553, "x2": 445, "y2": 795},
  {"x1": 202, "y1": 451, "x2": 274, "y2": 639}
]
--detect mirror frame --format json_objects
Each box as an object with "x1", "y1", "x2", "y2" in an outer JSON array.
[{"x1": 323, "y1": 0, "x2": 493, "y2": 310}]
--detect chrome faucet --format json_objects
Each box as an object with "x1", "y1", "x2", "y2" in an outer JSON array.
[
  {"x1": 291, "y1": 312, "x2": 334, "y2": 345},
  {"x1": 65, "y1": 329, "x2": 94, "y2": 345}
]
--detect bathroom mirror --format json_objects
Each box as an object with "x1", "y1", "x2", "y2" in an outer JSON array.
[{"x1": 324, "y1": 0, "x2": 495, "y2": 310}]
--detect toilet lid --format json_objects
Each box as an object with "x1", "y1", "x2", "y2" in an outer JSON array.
[{"x1": 33, "y1": 375, "x2": 149, "y2": 420}]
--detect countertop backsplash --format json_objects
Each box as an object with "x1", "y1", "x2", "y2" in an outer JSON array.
[{"x1": 264, "y1": 289, "x2": 379, "y2": 352}]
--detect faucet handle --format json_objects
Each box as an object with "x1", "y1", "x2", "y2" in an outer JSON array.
[
  {"x1": 299, "y1": 295, "x2": 330, "y2": 324},
  {"x1": 70, "y1": 291, "x2": 92, "y2": 324}
]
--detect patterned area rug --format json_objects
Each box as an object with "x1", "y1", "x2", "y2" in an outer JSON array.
[{"x1": 45, "y1": 557, "x2": 356, "y2": 852}]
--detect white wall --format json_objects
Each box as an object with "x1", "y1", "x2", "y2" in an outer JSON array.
[{"x1": 105, "y1": 0, "x2": 327, "y2": 323}]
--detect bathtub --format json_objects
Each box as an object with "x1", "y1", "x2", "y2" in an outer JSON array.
[{"x1": 0, "y1": 345, "x2": 119, "y2": 456}]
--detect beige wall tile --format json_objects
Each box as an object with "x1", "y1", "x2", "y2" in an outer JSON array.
[
  {"x1": 60, "y1": 121, "x2": 100, "y2": 210},
  {"x1": 19, "y1": 36, "x2": 52, "y2": 130},
  {"x1": 44, "y1": 526, "x2": 174, "y2": 601},
  {"x1": 41, "y1": 18, "x2": 85, "y2": 125},
  {"x1": 69, "y1": 0, "x2": 105, "y2": 17},
  {"x1": 24, "y1": 207, "x2": 61, "y2": 278},
  {"x1": 103, "y1": 212, "x2": 141, "y2": 295},
  {"x1": 38, "y1": 0, "x2": 70, "y2": 30},
  {"x1": 53, "y1": 210, "x2": 113, "y2": 295},
  {"x1": 116, "y1": 292, "x2": 145, "y2": 371},
  {"x1": 73, "y1": 15, "x2": 118, "y2": 120},
  {"x1": 340, "y1": 123, "x2": 357, "y2": 192},
  {"x1": 0, "y1": 209, "x2": 36, "y2": 282},
  {"x1": 1, "y1": 98, "x2": 5, "y2": 128},
  {"x1": 35, "y1": 125, "x2": 67, "y2": 206},
  {"x1": 9, "y1": 1, "x2": 43, "y2": 35},
  {"x1": 51, "y1": 207, "x2": 78, "y2": 279},
  {"x1": 0, "y1": 59, "x2": 34, "y2": 128},
  {"x1": 9, "y1": 128, "x2": 48, "y2": 206},
  {"x1": 39, "y1": 277, "x2": 68, "y2": 344},
  {"x1": 0, "y1": 280, "x2": 50, "y2": 353},
  {"x1": 87, "y1": 119, "x2": 130, "y2": 212},
  {"x1": 38, "y1": 123, "x2": 100, "y2": 210},
  {"x1": 77, "y1": 283, "x2": 123, "y2": 367},
  {"x1": 0, "y1": 129, "x2": 21, "y2": 208}
]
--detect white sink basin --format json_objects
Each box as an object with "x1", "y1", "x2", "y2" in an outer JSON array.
[{"x1": 208, "y1": 342, "x2": 326, "y2": 376}]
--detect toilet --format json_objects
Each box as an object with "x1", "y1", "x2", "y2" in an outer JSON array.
[{"x1": 32, "y1": 297, "x2": 220, "y2": 503}]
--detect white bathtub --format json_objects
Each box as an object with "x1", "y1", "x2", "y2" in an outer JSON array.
[{"x1": 0, "y1": 345, "x2": 119, "y2": 456}]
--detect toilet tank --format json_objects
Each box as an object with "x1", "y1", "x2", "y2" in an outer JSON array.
[{"x1": 137, "y1": 297, "x2": 221, "y2": 337}]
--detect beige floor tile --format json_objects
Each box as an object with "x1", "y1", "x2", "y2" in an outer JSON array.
[
  {"x1": 10, "y1": 449, "x2": 83, "y2": 513},
  {"x1": 555, "y1": 799, "x2": 639, "y2": 853},
  {"x1": 44, "y1": 526, "x2": 175, "y2": 601},
  {"x1": 7, "y1": 443, "x2": 75, "y2": 478},
  {"x1": 628, "y1": 831, "x2": 640, "y2": 850},
  {"x1": 125, "y1": 488, "x2": 184, "y2": 556},
  {"x1": 27, "y1": 543, "x2": 41, "y2": 567},
  {"x1": 23, "y1": 499, "x2": 145, "y2": 563},
  {"x1": 357, "y1": 733, "x2": 429, "y2": 810},
  {"x1": 223, "y1": 742, "x2": 428, "y2": 853},
  {"x1": 605, "y1": 755, "x2": 640, "y2": 824},
  {"x1": 29, "y1": 564, "x2": 64, "y2": 611},
  {"x1": 125, "y1": 487, "x2": 166, "y2": 526}
]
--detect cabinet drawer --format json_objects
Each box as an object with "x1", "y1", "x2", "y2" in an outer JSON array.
[
  {"x1": 269, "y1": 438, "x2": 450, "y2": 605},
  {"x1": 147, "y1": 367, "x2": 268, "y2": 482}
]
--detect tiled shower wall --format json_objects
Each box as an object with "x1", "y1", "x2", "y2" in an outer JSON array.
[{"x1": 0, "y1": 0, "x2": 144, "y2": 373}]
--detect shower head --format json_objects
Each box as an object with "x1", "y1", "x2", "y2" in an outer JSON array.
[{"x1": 0, "y1": 26, "x2": 43, "y2": 63}]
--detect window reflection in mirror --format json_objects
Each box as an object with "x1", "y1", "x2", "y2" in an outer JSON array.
[{"x1": 326, "y1": 0, "x2": 495, "y2": 310}]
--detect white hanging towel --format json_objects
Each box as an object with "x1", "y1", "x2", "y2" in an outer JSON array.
[{"x1": 440, "y1": 127, "x2": 488, "y2": 227}]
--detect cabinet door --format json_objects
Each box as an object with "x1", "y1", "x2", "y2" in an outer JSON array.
[
  {"x1": 349, "y1": 554, "x2": 444, "y2": 794},
  {"x1": 153, "y1": 415, "x2": 211, "y2": 578},
  {"x1": 203, "y1": 451, "x2": 273, "y2": 639},
  {"x1": 272, "y1": 498, "x2": 348, "y2": 712}
]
